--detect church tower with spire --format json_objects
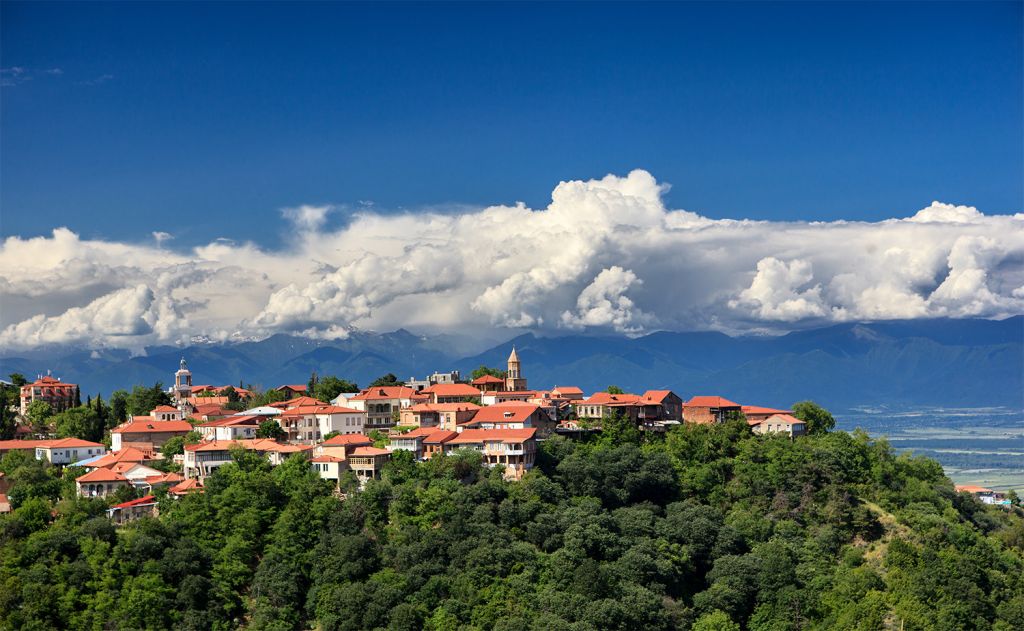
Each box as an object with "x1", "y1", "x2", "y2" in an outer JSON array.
[
  {"x1": 505, "y1": 347, "x2": 528, "y2": 391},
  {"x1": 174, "y1": 357, "x2": 193, "y2": 404}
]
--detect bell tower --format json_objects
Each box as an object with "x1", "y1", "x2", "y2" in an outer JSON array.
[
  {"x1": 505, "y1": 347, "x2": 528, "y2": 391},
  {"x1": 174, "y1": 357, "x2": 193, "y2": 403}
]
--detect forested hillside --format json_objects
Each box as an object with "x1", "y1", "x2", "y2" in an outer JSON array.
[{"x1": 2, "y1": 421, "x2": 1023, "y2": 630}]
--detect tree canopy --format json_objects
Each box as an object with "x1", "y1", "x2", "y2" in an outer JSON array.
[
  {"x1": 127, "y1": 383, "x2": 173, "y2": 416},
  {"x1": 314, "y1": 376, "x2": 360, "y2": 402},
  {"x1": 1, "y1": 417, "x2": 1022, "y2": 630},
  {"x1": 471, "y1": 365, "x2": 507, "y2": 380},
  {"x1": 792, "y1": 400, "x2": 836, "y2": 434},
  {"x1": 368, "y1": 373, "x2": 403, "y2": 388}
]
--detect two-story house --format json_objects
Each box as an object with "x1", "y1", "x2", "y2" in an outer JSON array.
[
  {"x1": 682, "y1": 396, "x2": 743, "y2": 424},
  {"x1": 445, "y1": 428, "x2": 537, "y2": 480},
  {"x1": 337, "y1": 386, "x2": 422, "y2": 430}
]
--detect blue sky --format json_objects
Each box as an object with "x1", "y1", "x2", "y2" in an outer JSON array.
[{"x1": 2, "y1": 1, "x2": 1021, "y2": 249}]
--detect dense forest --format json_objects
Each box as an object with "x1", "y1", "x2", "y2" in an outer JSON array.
[{"x1": 2, "y1": 418, "x2": 1023, "y2": 630}]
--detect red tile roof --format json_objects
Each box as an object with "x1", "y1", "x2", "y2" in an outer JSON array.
[
  {"x1": 350, "y1": 446, "x2": 391, "y2": 457},
  {"x1": 420, "y1": 383, "x2": 482, "y2": 397},
  {"x1": 640, "y1": 390, "x2": 675, "y2": 403},
  {"x1": 145, "y1": 472, "x2": 184, "y2": 484},
  {"x1": 0, "y1": 439, "x2": 49, "y2": 451},
  {"x1": 684, "y1": 396, "x2": 741, "y2": 408},
  {"x1": 198, "y1": 414, "x2": 262, "y2": 428},
  {"x1": 114, "y1": 420, "x2": 194, "y2": 434},
  {"x1": 448, "y1": 428, "x2": 537, "y2": 445},
  {"x1": 407, "y1": 402, "x2": 481, "y2": 413},
  {"x1": 955, "y1": 485, "x2": 995, "y2": 494},
  {"x1": 281, "y1": 396, "x2": 329, "y2": 407},
  {"x1": 76, "y1": 468, "x2": 128, "y2": 482},
  {"x1": 322, "y1": 434, "x2": 373, "y2": 446},
  {"x1": 761, "y1": 414, "x2": 805, "y2": 425},
  {"x1": 275, "y1": 384, "x2": 308, "y2": 392},
  {"x1": 422, "y1": 430, "x2": 458, "y2": 444},
  {"x1": 23, "y1": 376, "x2": 77, "y2": 388},
  {"x1": 583, "y1": 392, "x2": 641, "y2": 405},
  {"x1": 742, "y1": 405, "x2": 792, "y2": 415},
  {"x1": 44, "y1": 438, "x2": 107, "y2": 449},
  {"x1": 465, "y1": 403, "x2": 540, "y2": 426},
  {"x1": 552, "y1": 386, "x2": 584, "y2": 395},
  {"x1": 110, "y1": 495, "x2": 157, "y2": 509},
  {"x1": 280, "y1": 404, "x2": 364, "y2": 417},
  {"x1": 348, "y1": 386, "x2": 418, "y2": 401},
  {"x1": 471, "y1": 375, "x2": 504, "y2": 385},
  {"x1": 310, "y1": 455, "x2": 344, "y2": 463},
  {"x1": 169, "y1": 478, "x2": 203, "y2": 494},
  {"x1": 152, "y1": 405, "x2": 180, "y2": 413},
  {"x1": 89, "y1": 447, "x2": 153, "y2": 468}
]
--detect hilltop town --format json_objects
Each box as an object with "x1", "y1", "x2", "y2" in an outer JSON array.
[{"x1": 0, "y1": 348, "x2": 831, "y2": 518}]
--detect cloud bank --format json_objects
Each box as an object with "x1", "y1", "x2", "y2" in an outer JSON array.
[{"x1": 1, "y1": 169, "x2": 1022, "y2": 352}]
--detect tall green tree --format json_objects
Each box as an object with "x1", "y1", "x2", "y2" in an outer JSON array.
[
  {"x1": 53, "y1": 406, "x2": 101, "y2": 441},
  {"x1": 110, "y1": 389, "x2": 129, "y2": 425},
  {"x1": 26, "y1": 400, "x2": 53, "y2": 435},
  {"x1": 368, "y1": 373, "x2": 403, "y2": 387},
  {"x1": 313, "y1": 376, "x2": 359, "y2": 402},
  {"x1": 127, "y1": 383, "x2": 172, "y2": 416},
  {"x1": 256, "y1": 420, "x2": 286, "y2": 441},
  {"x1": 791, "y1": 400, "x2": 836, "y2": 434},
  {"x1": 607, "y1": 385, "x2": 625, "y2": 394},
  {"x1": 470, "y1": 365, "x2": 506, "y2": 380}
]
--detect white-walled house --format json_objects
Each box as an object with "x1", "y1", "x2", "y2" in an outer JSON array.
[
  {"x1": 34, "y1": 438, "x2": 107, "y2": 465},
  {"x1": 335, "y1": 387, "x2": 423, "y2": 430},
  {"x1": 279, "y1": 405, "x2": 367, "y2": 443},
  {"x1": 751, "y1": 413, "x2": 807, "y2": 437},
  {"x1": 196, "y1": 414, "x2": 262, "y2": 441}
]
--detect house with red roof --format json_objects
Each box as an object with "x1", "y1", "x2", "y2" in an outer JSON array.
[
  {"x1": 19, "y1": 375, "x2": 77, "y2": 416},
  {"x1": 459, "y1": 402, "x2": 552, "y2": 433},
  {"x1": 551, "y1": 386, "x2": 585, "y2": 401},
  {"x1": 278, "y1": 404, "x2": 367, "y2": 443},
  {"x1": 741, "y1": 405, "x2": 794, "y2": 425},
  {"x1": 31, "y1": 438, "x2": 107, "y2": 465},
  {"x1": 76, "y1": 467, "x2": 131, "y2": 498},
  {"x1": 190, "y1": 403, "x2": 235, "y2": 421},
  {"x1": 955, "y1": 485, "x2": 1008, "y2": 505},
  {"x1": 422, "y1": 430, "x2": 459, "y2": 459},
  {"x1": 637, "y1": 390, "x2": 683, "y2": 426},
  {"x1": 576, "y1": 392, "x2": 643, "y2": 424},
  {"x1": 111, "y1": 419, "x2": 194, "y2": 451},
  {"x1": 317, "y1": 433, "x2": 374, "y2": 460},
  {"x1": 150, "y1": 405, "x2": 184, "y2": 422},
  {"x1": 336, "y1": 386, "x2": 422, "y2": 430},
  {"x1": 86, "y1": 447, "x2": 155, "y2": 469},
  {"x1": 420, "y1": 383, "x2": 483, "y2": 404},
  {"x1": 197, "y1": 414, "x2": 262, "y2": 441},
  {"x1": 108, "y1": 461, "x2": 166, "y2": 486},
  {"x1": 182, "y1": 439, "x2": 313, "y2": 480},
  {"x1": 346, "y1": 446, "x2": 391, "y2": 482},
  {"x1": 168, "y1": 478, "x2": 203, "y2": 497},
  {"x1": 470, "y1": 374, "x2": 505, "y2": 393},
  {"x1": 751, "y1": 413, "x2": 807, "y2": 437},
  {"x1": 310, "y1": 455, "x2": 347, "y2": 484},
  {"x1": 446, "y1": 428, "x2": 537, "y2": 479},
  {"x1": 275, "y1": 384, "x2": 308, "y2": 399},
  {"x1": 682, "y1": 396, "x2": 743, "y2": 424},
  {"x1": 398, "y1": 402, "x2": 480, "y2": 431},
  {"x1": 479, "y1": 390, "x2": 536, "y2": 406},
  {"x1": 107, "y1": 495, "x2": 159, "y2": 525}
]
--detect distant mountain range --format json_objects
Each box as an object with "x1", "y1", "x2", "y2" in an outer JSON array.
[{"x1": 2, "y1": 317, "x2": 1021, "y2": 412}]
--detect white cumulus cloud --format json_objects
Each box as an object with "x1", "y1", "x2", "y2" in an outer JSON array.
[{"x1": 1, "y1": 169, "x2": 1022, "y2": 351}]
